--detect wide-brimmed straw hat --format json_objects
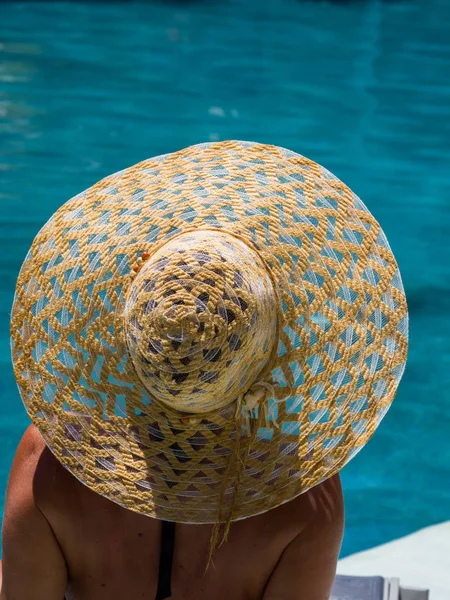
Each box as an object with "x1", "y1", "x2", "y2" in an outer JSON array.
[{"x1": 11, "y1": 141, "x2": 408, "y2": 525}]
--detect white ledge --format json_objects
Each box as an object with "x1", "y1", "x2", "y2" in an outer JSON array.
[{"x1": 338, "y1": 521, "x2": 450, "y2": 600}]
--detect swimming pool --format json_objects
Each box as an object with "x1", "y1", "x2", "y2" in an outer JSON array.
[{"x1": 1, "y1": 0, "x2": 449, "y2": 558}]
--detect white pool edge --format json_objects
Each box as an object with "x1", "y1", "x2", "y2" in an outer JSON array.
[{"x1": 337, "y1": 521, "x2": 450, "y2": 599}]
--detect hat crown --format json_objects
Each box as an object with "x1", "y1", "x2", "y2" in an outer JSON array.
[{"x1": 124, "y1": 230, "x2": 278, "y2": 414}]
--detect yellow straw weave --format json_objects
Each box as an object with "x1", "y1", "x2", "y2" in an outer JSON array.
[{"x1": 10, "y1": 141, "x2": 408, "y2": 524}]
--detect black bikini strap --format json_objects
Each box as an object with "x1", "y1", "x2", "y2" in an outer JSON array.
[{"x1": 155, "y1": 520, "x2": 175, "y2": 600}]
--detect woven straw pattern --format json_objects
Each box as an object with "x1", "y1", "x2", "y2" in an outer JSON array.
[
  {"x1": 125, "y1": 230, "x2": 277, "y2": 414},
  {"x1": 11, "y1": 141, "x2": 408, "y2": 523}
]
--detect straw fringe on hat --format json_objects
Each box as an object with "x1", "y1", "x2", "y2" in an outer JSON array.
[{"x1": 11, "y1": 141, "x2": 408, "y2": 525}]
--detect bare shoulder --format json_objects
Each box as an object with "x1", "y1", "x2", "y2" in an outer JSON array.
[
  {"x1": 1, "y1": 425, "x2": 68, "y2": 599},
  {"x1": 278, "y1": 473, "x2": 344, "y2": 532},
  {"x1": 6, "y1": 424, "x2": 67, "y2": 508},
  {"x1": 304, "y1": 473, "x2": 344, "y2": 528},
  {"x1": 6, "y1": 424, "x2": 46, "y2": 495},
  {"x1": 263, "y1": 474, "x2": 344, "y2": 600},
  {"x1": 14, "y1": 423, "x2": 46, "y2": 461},
  {"x1": 3, "y1": 424, "x2": 50, "y2": 522}
]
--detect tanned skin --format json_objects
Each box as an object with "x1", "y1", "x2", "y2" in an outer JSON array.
[{"x1": 0, "y1": 425, "x2": 344, "y2": 600}]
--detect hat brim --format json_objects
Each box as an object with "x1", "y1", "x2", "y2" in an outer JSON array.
[{"x1": 11, "y1": 141, "x2": 408, "y2": 523}]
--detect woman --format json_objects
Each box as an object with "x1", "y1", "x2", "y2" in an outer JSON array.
[{"x1": 1, "y1": 140, "x2": 408, "y2": 599}]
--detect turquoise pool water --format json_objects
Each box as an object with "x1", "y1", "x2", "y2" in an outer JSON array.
[{"x1": 1, "y1": 0, "x2": 449, "y2": 558}]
